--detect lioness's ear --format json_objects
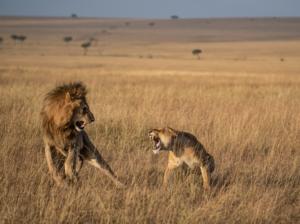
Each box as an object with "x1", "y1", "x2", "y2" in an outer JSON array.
[
  {"x1": 148, "y1": 129, "x2": 158, "y2": 138},
  {"x1": 65, "y1": 92, "x2": 72, "y2": 103},
  {"x1": 167, "y1": 127, "x2": 178, "y2": 136}
]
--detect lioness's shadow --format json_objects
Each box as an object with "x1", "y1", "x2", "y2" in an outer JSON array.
[
  {"x1": 171, "y1": 164, "x2": 233, "y2": 195},
  {"x1": 210, "y1": 169, "x2": 232, "y2": 195}
]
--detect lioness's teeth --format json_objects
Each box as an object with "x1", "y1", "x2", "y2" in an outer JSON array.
[{"x1": 152, "y1": 149, "x2": 160, "y2": 154}]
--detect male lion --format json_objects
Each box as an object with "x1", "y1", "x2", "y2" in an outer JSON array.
[
  {"x1": 41, "y1": 82, "x2": 124, "y2": 187},
  {"x1": 149, "y1": 127, "x2": 215, "y2": 190}
]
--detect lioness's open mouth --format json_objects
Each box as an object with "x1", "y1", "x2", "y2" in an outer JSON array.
[
  {"x1": 152, "y1": 136, "x2": 161, "y2": 154},
  {"x1": 75, "y1": 121, "x2": 85, "y2": 131}
]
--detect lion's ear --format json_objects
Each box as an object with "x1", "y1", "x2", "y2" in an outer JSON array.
[
  {"x1": 167, "y1": 127, "x2": 178, "y2": 136},
  {"x1": 65, "y1": 92, "x2": 72, "y2": 103}
]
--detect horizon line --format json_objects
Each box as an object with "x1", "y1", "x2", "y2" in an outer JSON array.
[{"x1": 0, "y1": 14, "x2": 299, "y2": 20}]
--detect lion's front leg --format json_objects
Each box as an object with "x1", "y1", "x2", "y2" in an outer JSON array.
[
  {"x1": 64, "y1": 143, "x2": 79, "y2": 182},
  {"x1": 87, "y1": 155, "x2": 125, "y2": 188}
]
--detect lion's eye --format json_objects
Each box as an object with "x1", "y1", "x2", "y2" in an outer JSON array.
[{"x1": 82, "y1": 106, "x2": 88, "y2": 113}]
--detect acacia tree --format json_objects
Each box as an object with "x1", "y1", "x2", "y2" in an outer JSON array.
[
  {"x1": 11, "y1": 35, "x2": 27, "y2": 45},
  {"x1": 81, "y1": 42, "x2": 91, "y2": 55},
  {"x1": 18, "y1": 35, "x2": 27, "y2": 43},
  {"x1": 192, "y1": 49, "x2": 202, "y2": 59},
  {"x1": 148, "y1": 22, "x2": 155, "y2": 27},
  {"x1": 71, "y1": 13, "x2": 78, "y2": 18},
  {"x1": 11, "y1": 34, "x2": 18, "y2": 44},
  {"x1": 63, "y1": 36, "x2": 73, "y2": 44}
]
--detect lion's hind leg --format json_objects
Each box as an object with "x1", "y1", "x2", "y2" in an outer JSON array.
[
  {"x1": 45, "y1": 144, "x2": 65, "y2": 186},
  {"x1": 80, "y1": 132, "x2": 125, "y2": 188},
  {"x1": 87, "y1": 152, "x2": 125, "y2": 188},
  {"x1": 76, "y1": 156, "x2": 83, "y2": 173},
  {"x1": 81, "y1": 146, "x2": 124, "y2": 188}
]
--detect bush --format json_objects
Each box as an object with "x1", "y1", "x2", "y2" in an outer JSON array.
[
  {"x1": 63, "y1": 36, "x2": 73, "y2": 43},
  {"x1": 192, "y1": 49, "x2": 202, "y2": 59},
  {"x1": 171, "y1": 15, "x2": 179, "y2": 20}
]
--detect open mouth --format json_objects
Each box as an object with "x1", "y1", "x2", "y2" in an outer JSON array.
[
  {"x1": 152, "y1": 137, "x2": 161, "y2": 154},
  {"x1": 75, "y1": 121, "x2": 85, "y2": 131}
]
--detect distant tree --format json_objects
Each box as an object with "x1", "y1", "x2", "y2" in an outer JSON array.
[
  {"x1": 63, "y1": 36, "x2": 73, "y2": 44},
  {"x1": 125, "y1": 22, "x2": 131, "y2": 26},
  {"x1": 0, "y1": 37, "x2": 3, "y2": 44},
  {"x1": 148, "y1": 22, "x2": 155, "y2": 27},
  {"x1": 10, "y1": 34, "x2": 26, "y2": 44},
  {"x1": 171, "y1": 15, "x2": 179, "y2": 20},
  {"x1": 101, "y1": 30, "x2": 110, "y2": 35},
  {"x1": 81, "y1": 42, "x2": 91, "y2": 55},
  {"x1": 108, "y1": 25, "x2": 117, "y2": 30},
  {"x1": 11, "y1": 34, "x2": 18, "y2": 44},
  {"x1": 192, "y1": 49, "x2": 202, "y2": 59},
  {"x1": 71, "y1": 13, "x2": 78, "y2": 18},
  {"x1": 18, "y1": 35, "x2": 27, "y2": 43}
]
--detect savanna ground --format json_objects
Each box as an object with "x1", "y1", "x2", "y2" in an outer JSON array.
[{"x1": 0, "y1": 17, "x2": 299, "y2": 223}]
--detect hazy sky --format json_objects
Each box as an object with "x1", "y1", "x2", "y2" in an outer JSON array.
[{"x1": 0, "y1": 0, "x2": 299, "y2": 18}]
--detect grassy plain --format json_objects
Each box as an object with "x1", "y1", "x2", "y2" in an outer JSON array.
[{"x1": 0, "y1": 17, "x2": 299, "y2": 223}]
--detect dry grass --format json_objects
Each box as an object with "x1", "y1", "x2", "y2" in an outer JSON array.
[{"x1": 0, "y1": 17, "x2": 299, "y2": 224}]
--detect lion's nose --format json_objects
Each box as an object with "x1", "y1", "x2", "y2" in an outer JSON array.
[
  {"x1": 90, "y1": 116, "x2": 95, "y2": 122},
  {"x1": 89, "y1": 113, "x2": 95, "y2": 122}
]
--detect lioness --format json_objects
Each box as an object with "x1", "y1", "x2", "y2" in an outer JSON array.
[
  {"x1": 41, "y1": 82, "x2": 124, "y2": 187},
  {"x1": 149, "y1": 127, "x2": 215, "y2": 190}
]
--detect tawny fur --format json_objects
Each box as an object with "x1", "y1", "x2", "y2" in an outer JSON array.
[
  {"x1": 41, "y1": 82, "x2": 124, "y2": 187},
  {"x1": 149, "y1": 127, "x2": 215, "y2": 190}
]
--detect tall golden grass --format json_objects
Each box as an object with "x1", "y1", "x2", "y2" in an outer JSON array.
[
  {"x1": 0, "y1": 69, "x2": 299, "y2": 223},
  {"x1": 0, "y1": 17, "x2": 299, "y2": 224}
]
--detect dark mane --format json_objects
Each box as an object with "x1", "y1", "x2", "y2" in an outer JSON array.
[
  {"x1": 41, "y1": 82, "x2": 88, "y2": 132},
  {"x1": 45, "y1": 82, "x2": 87, "y2": 101}
]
